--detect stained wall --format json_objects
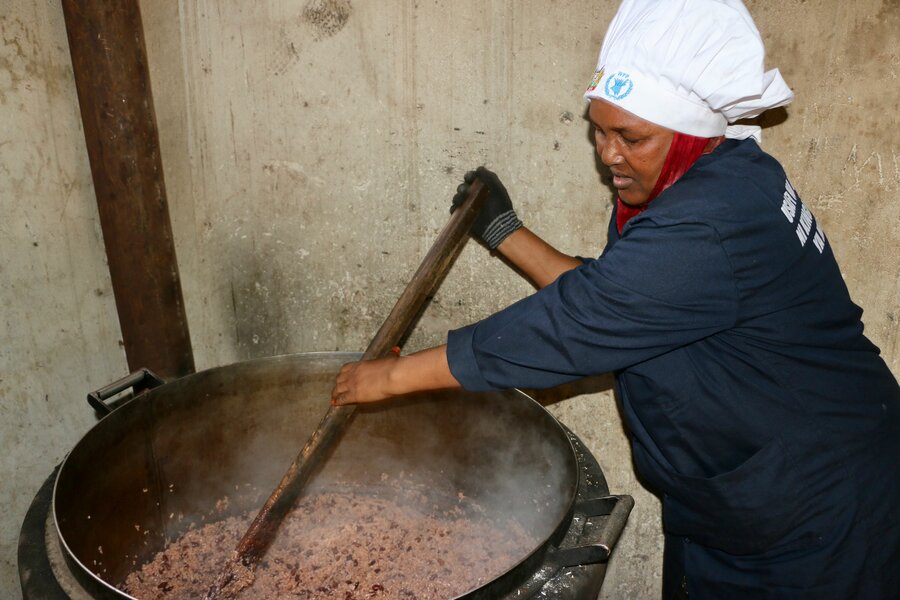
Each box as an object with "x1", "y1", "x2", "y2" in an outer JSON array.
[
  {"x1": 0, "y1": 0, "x2": 126, "y2": 593},
  {"x1": 1, "y1": 0, "x2": 897, "y2": 597}
]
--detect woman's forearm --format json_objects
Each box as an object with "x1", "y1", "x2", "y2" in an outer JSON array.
[
  {"x1": 388, "y1": 345, "x2": 460, "y2": 396},
  {"x1": 331, "y1": 229, "x2": 580, "y2": 406},
  {"x1": 495, "y1": 227, "x2": 583, "y2": 288}
]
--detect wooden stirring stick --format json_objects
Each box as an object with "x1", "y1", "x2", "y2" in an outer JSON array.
[{"x1": 205, "y1": 179, "x2": 489, "y2": 599}]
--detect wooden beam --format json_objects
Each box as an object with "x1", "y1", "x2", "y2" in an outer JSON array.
[{"x1": 61, "y1": 0, "x2": 194, "y2": 379}]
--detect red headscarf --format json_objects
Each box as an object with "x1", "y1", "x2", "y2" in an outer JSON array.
[{"x1": 615, "y1": 132, "x2": 723, "y2": 234}]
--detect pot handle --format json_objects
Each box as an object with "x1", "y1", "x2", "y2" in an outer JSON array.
[
  {"x1": 87, "y1": 368, "x2": 165, "y2": 416},
  {"x1": 549, "y1": 494, "x2": 635, "y2": 567}
]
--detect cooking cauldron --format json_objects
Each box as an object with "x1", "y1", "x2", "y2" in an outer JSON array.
[{"x1": 31, "y1": 352, "x2": 631, "y2": 598}]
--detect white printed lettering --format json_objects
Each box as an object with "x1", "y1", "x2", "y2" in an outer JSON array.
[
  {"x1": 796, "y1": 205, "x2": 813, "y2": 245},
  {"x1": 813, "y1": 228, "x2": 825, "y2": 253},
  {"x1": 781, "y1": 192, "x2": 797, "y2": 222},
  {"x1": 780, "y1": 178, "x2": 824, "y2": 254},
  {"x1": 799, "y1": 205, "x2": 813, "y2": 233},
  {"x1": 785, "y1": 178, "x2": 798, "y2": 202}
]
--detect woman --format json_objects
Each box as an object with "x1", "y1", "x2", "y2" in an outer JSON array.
[{"x1": 332, "y1": 0, "x2": 900, "y2": 597}]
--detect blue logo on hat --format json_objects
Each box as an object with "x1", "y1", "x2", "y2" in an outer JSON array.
[{"x1": 604, "y1": 72, "x2": 633, "y2": 100}]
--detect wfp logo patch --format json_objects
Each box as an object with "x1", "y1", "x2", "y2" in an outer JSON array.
[
  {"x1": 586, "y1": 67, "x2": 605, "y2": 94},
  {"x1": 604, "y1": 72, "x2": 633, "y2": 100}
]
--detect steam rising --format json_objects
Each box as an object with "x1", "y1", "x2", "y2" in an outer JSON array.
[{"x1": 57, "y1": 354, "x2": 578, "y2": 595}]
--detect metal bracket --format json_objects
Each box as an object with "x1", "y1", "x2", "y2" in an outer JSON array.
[{"x1": 86, "y1": 368, "x2": 164, "y2": 416}]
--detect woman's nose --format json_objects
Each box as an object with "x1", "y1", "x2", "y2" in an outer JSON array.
[{"x1": 598, "y1": 139, "x2": 622, "y2": 166}]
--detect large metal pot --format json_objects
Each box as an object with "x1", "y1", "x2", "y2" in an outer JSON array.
[{"x1": 52, "y1": 352, "x2": 630, "y2": 598}]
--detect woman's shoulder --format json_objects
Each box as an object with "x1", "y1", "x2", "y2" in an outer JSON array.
[
  {"x1": 701, "y1": 138, "x2": 787, "y2": 186},
  {"x1": 648, "y1": 139, "x2": 790, "y2": 225},
  {"x1": 627, "y1": 138, "x2": 811, "y2": 266}
]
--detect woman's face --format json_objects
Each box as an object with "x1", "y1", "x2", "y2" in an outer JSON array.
[{"x1": 589, "y1": 99, "x2": 674, "y2": 206}]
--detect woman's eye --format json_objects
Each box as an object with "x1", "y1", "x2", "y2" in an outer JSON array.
[{"x1": 622, "y1": 135, "x2": 639, "y2": 145}]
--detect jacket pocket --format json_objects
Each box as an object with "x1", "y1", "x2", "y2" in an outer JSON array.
[{"x1": 662, "y1": 437, "x2": 811, "y2": 555}]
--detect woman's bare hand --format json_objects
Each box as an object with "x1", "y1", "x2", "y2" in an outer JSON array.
[
  {"x1": 331, "y1": 355, "x2": 399, "y2": 406},
  {"x1": 330, "y1": 345, "x2": 461, "y2": 406}
]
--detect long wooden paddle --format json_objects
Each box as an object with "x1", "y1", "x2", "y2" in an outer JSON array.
[{"x1": 205, "y1": 179, "x2": 489, "y2": 599}]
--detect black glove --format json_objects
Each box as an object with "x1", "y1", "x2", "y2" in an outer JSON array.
[{"x1": 451, "y1": 166, "x2": 523, "y2": 250}]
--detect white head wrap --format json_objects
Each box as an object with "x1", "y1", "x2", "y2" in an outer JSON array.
[{"x1": 584, "y1": 0, "x2": 793, "y2": 141}]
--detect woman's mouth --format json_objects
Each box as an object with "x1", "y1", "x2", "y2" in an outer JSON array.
[{"x1": 612, "y1": 175, "x2": 633, "y2": 189}]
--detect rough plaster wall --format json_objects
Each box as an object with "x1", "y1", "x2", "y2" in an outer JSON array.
[
  {"x1": 138, "y1": 1, "x2": 898, "y2": 599},
  {"x1": 143, "y1": 0, "x2": 613, "y2": 369},
  {"x1": 0, "y1": 0, "x2": 127, "y2": 595},
  {"x1": 750, "y1": 0, "x2": 900, "y2": 372}
]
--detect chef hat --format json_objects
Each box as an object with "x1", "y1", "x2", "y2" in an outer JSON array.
[{"x1": 584, "y1": 0, "x2": 793, "y2": 138}]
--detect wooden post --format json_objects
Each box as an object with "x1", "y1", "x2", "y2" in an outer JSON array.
[{"x1": 61, "y1": 0, "x2": 194, "y2": 379}]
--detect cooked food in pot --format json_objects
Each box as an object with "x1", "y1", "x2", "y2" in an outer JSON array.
[{"x1": 122, "y1": 488, "x2": 535, "y2": 599}]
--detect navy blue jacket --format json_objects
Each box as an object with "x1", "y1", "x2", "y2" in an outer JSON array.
[{"x1": 447, "y1": 139, "x2": 900, "y2": 598}]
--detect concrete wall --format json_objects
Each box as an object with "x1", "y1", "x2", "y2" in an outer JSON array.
[
  {"x1": 0, "y1": 0, "x2": 128, "y2": 594},
  {"x1": 1, "y1": 0, "x2": 897, "y2": 597}
]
